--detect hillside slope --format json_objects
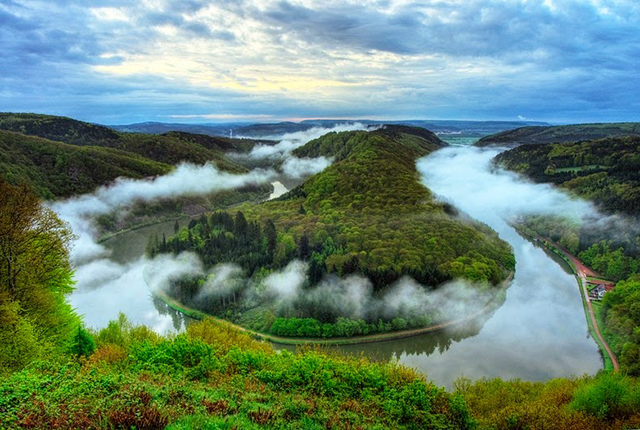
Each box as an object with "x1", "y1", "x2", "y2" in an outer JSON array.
[
  {"x1": 494, "y1": 135, "x2": 640, "y2": 216},
  {"x1": 0, "y1": 130, "x2": 171, "y2": 198},
  {"x1": 151, "y1": 126, "x2": 515, "y2": 338},
  {"x1": 0, "y1": 113, "x2": 246, "y2": 172},
  {"x1": 476, "y1": 123, "x2": 640, "y2": 147},
  {"x1": 263, "y1": 126, "x2": 513, "y2": 284}
]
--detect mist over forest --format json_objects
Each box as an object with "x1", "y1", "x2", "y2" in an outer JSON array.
[{"x1": 2, "y1": 1, "x2": 640, "y2": 428}]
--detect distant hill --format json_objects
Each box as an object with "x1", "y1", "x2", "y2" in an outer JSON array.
[
  {"x1": 0, "y1": 112, "x2": 121, "y2": 145},
  {"x1": 476, "y1": 122, "x2": 640, "y2": 147},
  {"x1": 494, "y1": 135, "x2": 640, "y2": 215},
  {"x1": 0, "y1": 113, "x2": 287, "y2": 200},
  {"x1": 0, "y1": 130, "x2": 171, "y2": 198},
  {"x1": 110, "y1": 119, "x2": 548, "y2": 139},
  {"x1": 108, "y1": 121, "x2": 240, "y2": 136},
  {"x1": 292, "y1": 124, "x2": 446, "y2": 162},
  {"x1": 0, "y1": 113, "x2": 247, "y2": 173}
]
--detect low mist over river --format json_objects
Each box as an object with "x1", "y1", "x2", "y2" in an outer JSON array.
[{"x1": 69, "y1": 145, "x2": 602, "y2": 387}]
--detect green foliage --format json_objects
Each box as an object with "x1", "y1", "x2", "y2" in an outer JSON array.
[
  {"x1": 0, "y1": 181, "x2": 79, "y2": 373},
  {"x1": 570, "y1": 373, "x2": 640, "y2": 420},
  {"x1": 268, "y1": 315, "x2": 431, "y2": 338},
  {"x1": 478, "y1": 122, "x2": 640, "y2": 147},
  {"x1": 459, "y1": 373, "x2": 640, "y2": 429},
  {"x1": 0, "y1": 318, "x2": 476, "y2": 429},
  {"x1": 93, "y1": 312, "x2": 160, "y2": 350},
  {"x1": 70, "y1": 327, "x2": 96, "y2": 357}
]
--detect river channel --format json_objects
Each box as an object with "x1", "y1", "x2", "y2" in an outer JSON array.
[{"x1": 70, "y1": 150, "x2": 602, "y2": 388}]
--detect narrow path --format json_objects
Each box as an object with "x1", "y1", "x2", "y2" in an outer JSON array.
[
  {"x1": 150, "y1": 271, "x2": 513, "y2": 346},
  {"x1": 534, "y1": 235, "x2": 619, "y2": 372}
]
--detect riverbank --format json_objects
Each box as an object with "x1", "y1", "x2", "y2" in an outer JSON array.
[
  {"x1": 514, "y1": 227, "x2": 618, "y2": 371},
  {"x1": 146, "y1": 269, "x2": 513, "y2": 346},
  {"x1": 97, "y1": 186, "x2": 276, "y2": 243},
  {"x1": 97, "y1": 215, "x2": 186, "y2": 243}
]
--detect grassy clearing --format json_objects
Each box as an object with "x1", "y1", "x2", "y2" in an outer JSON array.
[{"x1": 555, "y1": 165, "x2": 609, "y2": 173}]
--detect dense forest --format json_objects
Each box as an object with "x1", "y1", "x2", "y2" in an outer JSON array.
[
  {"x1": 148, "y1": 127, "x2": 515, "y2": 338},
  {"x1": 0, "y1": 181, "x2": 80, "y2": 373},
  {"x1": 0, "y1": 113, "x2": 277, "y2": 200},
  {"x1": 253, "y1": 126, "x2": 514, "y2": 285},
  {"x1": 0, "y1": 130, "x2": 171, "y2": 198},
  {"x1": 496, "y1": 136, "x2": 640, "y2": 374},
  {"x1": 476, "y1": 122, "x2": 640, "y2": 147}
]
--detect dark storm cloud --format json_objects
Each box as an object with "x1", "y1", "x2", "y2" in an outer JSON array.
[
  {"x1": 260, "y1": 1, "x2": 423, "y2": 54},
  {"x1": 257, "y1": 0, "x2": 640, "y2": 70}
]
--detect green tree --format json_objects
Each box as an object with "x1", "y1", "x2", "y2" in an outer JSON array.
[
  {"x1": 264, "y1": 220, "x2": 277, "y2": 261},
  {"x1": 70, "y1": 326, "x2": 96, "y2": 357},
  {"x1": 0, "y1": 181, "x2": 79, "y2": 371},
  {"x1": 297, "y1": 234, "x2": 311, "y2": 260}
]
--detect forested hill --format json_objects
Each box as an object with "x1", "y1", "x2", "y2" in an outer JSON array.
[
  {"x1": 0, "y1": 130, "x2": 171, "y2": 198},
  {"x1": 293, "y1": 124, "x2": 445, "y2": 161},
  {"x1": 0, "y1": 113, "x2": 274, "y2": 198},
  {"x1": 263, "y1": 127, "x2": 515, "y2": 286},
  {"x1": 173, "y1": 126, "x2": 514, "y2": 292},
  {"x1": 475, "y1": 122, "x2": 640, "y2": 147},
  {"x1": 494, "y1": 135, "x2": 640, "y2": 216},
  {"x1": 0, "y1": 112, "x2": 247, "y2": 171}
]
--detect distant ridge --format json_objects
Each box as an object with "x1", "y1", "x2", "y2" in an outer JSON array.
[
  {"x1": 109, "y1": 119, "x2": 549, "y2": 138},
  {"x1": 476, "y1": 122, "x2": 640, "y2": 147},
  {"x1": 0, "y1": 112, "x2": 248, "y2": 172},
  {"x1": 0, "y1": 113, "x2": 264, "y2": 198}
]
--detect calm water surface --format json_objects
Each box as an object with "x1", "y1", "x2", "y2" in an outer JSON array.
[{"x1": 71, "y1": 155, "x2": 602, "y2": 387}]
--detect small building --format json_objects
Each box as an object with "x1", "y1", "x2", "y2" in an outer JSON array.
[{"x1": 589, "y1": 284, "x2": 608, "y2": 300}]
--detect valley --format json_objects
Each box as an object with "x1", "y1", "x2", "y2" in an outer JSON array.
[
  {"x1": 69, "y1": 140, "x2": 603, "y2": 388},
  {"x1": 4, "y1": 2, "x2": 640, "y2": 426}
]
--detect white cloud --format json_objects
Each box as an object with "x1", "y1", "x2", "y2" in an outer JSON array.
[
  {"x1": 2, "y1": 0, "x2": 640, "y2": 122},
  {"x1": 90, "y1": 7, "x2": 130, "y2": 22}
]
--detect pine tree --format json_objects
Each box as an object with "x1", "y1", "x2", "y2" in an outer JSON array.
[
  {"x1": 70, "y1": 326, "x2": 95, "y2": 357},
  {"x1": 298, "y1": 234, "x2": 311, "y2": 260}
]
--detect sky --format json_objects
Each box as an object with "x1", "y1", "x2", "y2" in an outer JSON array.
[{"x1": 1, "y1": 0, "x2": 639, "y2": 124}]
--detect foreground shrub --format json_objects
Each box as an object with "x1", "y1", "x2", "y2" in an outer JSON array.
[
  {"x1": 570, "y1": 373, "x2": 640, "y2": 420},
  {"x1": 459, "y1": 373, "x2": 640, "y2": 430},
  {"x1": 0, "y1": 318, "x2": 477, "y2": 429}
]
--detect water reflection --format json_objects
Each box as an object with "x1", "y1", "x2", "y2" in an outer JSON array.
[{"x1": 70, "y1": 147, "x2": 602, "y2": 388}]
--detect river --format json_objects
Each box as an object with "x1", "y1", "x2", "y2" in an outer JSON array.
[{"x1": 70, "y1": 151, "x2": 602, "y2": 388}]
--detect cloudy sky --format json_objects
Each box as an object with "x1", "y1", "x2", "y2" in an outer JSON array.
[{"x1": 1, "y1": 0, "x2": 639, "y2": 124}]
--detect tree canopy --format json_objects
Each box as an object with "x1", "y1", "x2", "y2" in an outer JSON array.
[{"x1": 0, "y1": 181, "x2": 79, "y2": 372}]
